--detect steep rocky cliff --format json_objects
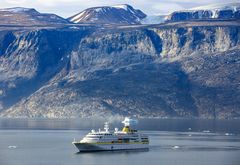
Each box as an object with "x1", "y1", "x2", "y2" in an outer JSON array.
[{"x1": 0, "y1": 20, "x2": 239, "y2": 118}]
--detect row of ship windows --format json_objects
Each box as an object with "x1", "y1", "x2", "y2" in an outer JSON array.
[
  {"x1": 89, "y1": 134, "x2": 112, "y2": 136},
  {"x1": 87, "y1": 137, "x2": 140, "y2": 140}
]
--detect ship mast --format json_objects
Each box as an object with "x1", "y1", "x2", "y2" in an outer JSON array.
[{"x1": 104, "y1": 122, "x2": 109, "y2": 132}]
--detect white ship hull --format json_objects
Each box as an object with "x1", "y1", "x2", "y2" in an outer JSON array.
[
  {"x1": 73, "y1": 142, "x2": 149, "y2": 152},
  {"x1": 72, "y1": 118, "x2": 149, "y2": 152}
]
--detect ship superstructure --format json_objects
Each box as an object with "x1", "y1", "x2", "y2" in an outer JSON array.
[{"x1": 72, "y1": 117, "x2": 149, "y2": 152}]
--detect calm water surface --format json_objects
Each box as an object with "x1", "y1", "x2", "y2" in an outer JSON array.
[{"x1": 0, "y1": 118, "x2": 240, "y2": 165}]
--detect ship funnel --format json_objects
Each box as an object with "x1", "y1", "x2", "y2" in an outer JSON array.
[{"x1": 122, "y1": 117, "x2": 138, "y2": 127}]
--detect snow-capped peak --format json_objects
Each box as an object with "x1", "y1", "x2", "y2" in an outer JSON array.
[{"x1": 68, "y1": 4, "x2": 146, "y2": 24}]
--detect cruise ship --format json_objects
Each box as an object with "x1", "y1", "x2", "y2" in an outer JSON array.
[{"x1": 72, "y1": 117, "x2": 149, "y2": 152}]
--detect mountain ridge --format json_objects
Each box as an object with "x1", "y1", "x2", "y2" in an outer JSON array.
[
  {"x1": 68, "y1": 4, "x2": 146, "y2": 24},
  {"x1": 166, "y1": 2, "x2": 240, "y2": 22},
  {"x1": 0, "y1": 7, "x2": 70, "y2": 25}
]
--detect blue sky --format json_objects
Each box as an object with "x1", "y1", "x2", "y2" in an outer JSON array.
[{"x1": 1, "y1": 0, "x2": 238, "y2": 17}]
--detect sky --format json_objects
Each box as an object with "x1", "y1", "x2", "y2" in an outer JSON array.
[{"x1": 1, "y1": 0, "x2": 239, "y2": 18}]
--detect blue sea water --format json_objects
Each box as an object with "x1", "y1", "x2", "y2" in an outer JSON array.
[{"x1": 0, "y1": 118, "x2": 240, "y2": 165}]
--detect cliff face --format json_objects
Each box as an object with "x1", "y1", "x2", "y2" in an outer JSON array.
[
  {"x1": 0, "y1": 28, "x2": 90, "y2": 110},
  {"x1": 0, "y1": 21, "x2": 240, "y2": 118},
  {"x1": 166, "y1": 10, "x2": 240, "y2": 22}
]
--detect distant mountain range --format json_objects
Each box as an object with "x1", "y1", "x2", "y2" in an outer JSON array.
[
  {"x1": 0, "y1": 3, "x2": 240, "y2": 119},
  {"x1": 0, "y1": 3, "x2": 239, "y2": 26}
]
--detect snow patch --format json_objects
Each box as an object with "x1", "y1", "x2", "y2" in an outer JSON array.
[
  {"x1": 111, "y1": 4, "x2": 128, "y2": 11},
  {"x1": 71, "y1": 11, "x2": 86, "y2": 22},
  {"x1": 95, "y1": 8, "x2": 103, "y2": 12}
]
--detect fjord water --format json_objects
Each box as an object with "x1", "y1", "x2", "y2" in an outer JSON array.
[{"x1": 0, "y1": 119, "x2": 240, "y2": 165}]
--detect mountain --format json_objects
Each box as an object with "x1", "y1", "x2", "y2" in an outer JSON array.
[
  {"x1": 0, "y1": 4, "x2": 240, "y2": 119},
  {"x1": 0, "y1": 19, "x2": 240, "y2": 119},
  {"x1": 166, "y1": 2, "x2": 240, "y2": 22},
  {"x1": 68, "y1": 4, "x2": 146, "y2": 24},
  {"x1": 0, "y1": 7, "x2": 70, "y2": 25}
]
